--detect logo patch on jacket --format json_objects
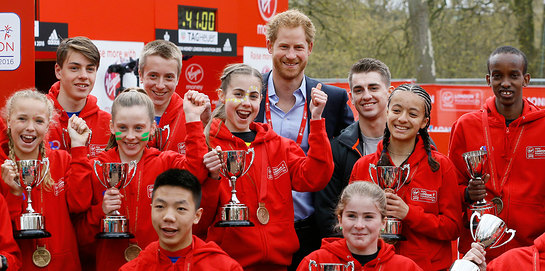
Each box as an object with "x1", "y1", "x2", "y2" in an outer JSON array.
[
  {"x1": 267, "y1": 161, "x2": 288, "y2": 180},
  {"x1": 147, "y1": 185, "x2": 154, "y2": 198},
  {"x1": 411, "y1": 188, "x2": 437, "y2": 203},
  {"x1": 89, "y1": 144, "x2": 107, "y2": 157},
  {"x1": 54, "y1": 178, "x2": 65, "y2": 196},
  {"x1": 526, "y1": 146, "x2": 545, "y2": 159},
  {"x1": 177, "y1": 142, "x2": 186, "y2": 155}
]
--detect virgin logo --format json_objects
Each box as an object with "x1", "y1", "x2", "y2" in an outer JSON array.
[
  {"x1": 104, "y1": 72, "x2": 120, "y2": 100},
  {"x1": 258, "y1": 0, "x2": 277, "y2": 21},
  {"x1": 185, "y1": 63, "x2": 204, "y2": 84}
]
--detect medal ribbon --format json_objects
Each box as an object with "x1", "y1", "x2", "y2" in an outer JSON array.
[
  {"x1": 124, "y1": 163, "x2": 141, "y2": 245},
  {"x1": 482, "y1": 110, "x2": 525, "y2": 195},
  {"x1": 264, "y1": 86, "x2": 308, "y2": 146}
]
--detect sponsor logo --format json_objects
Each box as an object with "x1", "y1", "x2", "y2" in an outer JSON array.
[
  {"x1": 89, "y1": 144, "x2": 107, "y2": 158},
  {"x1": 177, "y1": 142, "x2": 186, "y2": 155},
  {"x1": 185, "y1": 63, "x2": 204, "y2": 84},
  {"x1": 411, "y1": 188, "x2": 437, "y2": 203},
  {"x1": 258, "y1": 0, "x2": 277, "y2": 21},
  {"x1": 104, "y1": 72, "x2": 120, "y2": 100},
  {"x1": 268, "y1": 161, "x2": 288, "y2": 180},
  {"x1": 439, "y1": 89, "x2": 482, "y2": 112},
  {"x1": 147, "y1": 184, "x2": 154, "y2": 198},
  {"x1": 49, "y1": 140, "x2": 61, "y2": 150},
  {"x1": 54, "y1": 178, "x2": 65, "y2": 196},
  {"x1": 527, "y1": 146, "x2": 545, "y2": 159},
  {"x1": 47, "y1": 29, "x2": 60, "y2": 46}
]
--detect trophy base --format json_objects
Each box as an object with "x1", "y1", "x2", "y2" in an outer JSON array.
[
  {"x1": 380, "y1": 233, "x2": 407, "y2": 241},
  {"x1": 215, "y1": 220, "x2": 254, "y2": 227},
  {"x1": 95, "y1": 232, "x2": 135, "y2": 239},
  {"x1": 14, "y1": 229, "x2": 51, "y2": 239},
  {"x1": 215, "y1": 203, "x2": 254, "y2": 227}
]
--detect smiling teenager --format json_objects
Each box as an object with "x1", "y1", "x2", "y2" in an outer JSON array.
[{"x1": 350, "y1": 84, "x2": 462, "y2": 270}]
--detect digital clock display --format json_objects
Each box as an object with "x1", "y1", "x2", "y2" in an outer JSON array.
[{"x1": 178, "y1": 5, "x2": 217, "y2": 32}]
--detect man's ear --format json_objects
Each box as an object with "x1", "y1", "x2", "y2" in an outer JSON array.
[
  {"x1": 523, "y1": 73, "x2": 530, "y2": 87},
  {"x1": 486, "y1": 74, "x2": 491, "y2": 86},
  {"x1": 54, "y1": 63, "x2": 62, "y2": 80},
  {"x1": 194, "y1": 208, "x2": 203, "y2": 224},
  {"x1": 217, "y1": 89, "x2": 225, "y2": 103}
]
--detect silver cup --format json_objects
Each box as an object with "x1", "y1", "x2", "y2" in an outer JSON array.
[
  {"x1": 309, "y1": 260, "x2": 354, "y2": 271},
  {"x1": 463, "y1": 150, "x2": 496, "y2": 227},
  {"x1": 215, "y1": 148, "x2": 255, "y2": 227},
  {"x1": 470, "y1": 213, "x2": 516, "y2": 249},
  {"x1": 450, "y1": 259, "x2": 480, "y2": 271},
  {"x1": 94, "y1": 161, "x2": 137, "y2": 238},
  {"x1": 149, "y1": 124, "x2": 170, "y2": 150},
  {"x1": 14, "y1": 159, "x2": 51, "y2": 239},
  {"x1": 369, "y1": 164, "x2": 410, "y2": 241}
]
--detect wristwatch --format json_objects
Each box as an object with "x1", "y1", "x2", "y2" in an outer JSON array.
[{"x1": 0, "y1": 255, "x2": 8, "y2": 271}]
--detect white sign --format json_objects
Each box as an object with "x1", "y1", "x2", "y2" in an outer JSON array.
[
  {"x1": 243, "y1": 46, "x2": 272, "y2": 74},
  {"x1": 0, "y1": 13, "x2": 21, "y2": 71},
  {"x1": 91, "y1": 40, "x2": 144, "y2": 112},
  {"x1": 178, "y1": 29, "x2": 218, "y2": 45}
]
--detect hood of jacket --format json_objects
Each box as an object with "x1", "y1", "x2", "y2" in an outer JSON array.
[
  {"x1": 208, "y1": 118, "x2": 277, "y2": 149},
  {"x1": 484, "y1": 96, "x2": 545, "y2": 128},
  {"x1": 47, "y1": 81, "x2": 101, "y2": 121},
  {"x1": 319, "y1": 237, "x2": 396, "y2": 267}
]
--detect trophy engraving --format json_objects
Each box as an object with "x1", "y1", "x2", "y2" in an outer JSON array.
[
  {"x1": 368, "y1": 164, "x2": 410, "y2": 242},
  {"x1": 215, "y1": 148, "x2": 255, "y2": 227},
  {"x1": 463, "y1": 150, "x2": 496, "y2": 227},
  {"x1": 94, "y1": 161, "x2": 137, "y2": 238},
  {"x1": 309, "y1": 260, "x2": 355, "y2": 271},
  {"x1": 14, "y1": 159, "x2": 51, "y2": 239}
]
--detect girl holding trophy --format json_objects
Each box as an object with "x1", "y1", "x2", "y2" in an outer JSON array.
[
  {"x1": 74, "y1": 88, "x2": 209, "y2": 270},
  {"x1": 0, "y1": 89, "x2": 93, "y2": 270},
  {"x1": 350, "y1": 84, "x2": 462, "y2": 270},
  {"x1": 297, "y1": 181, "x2": 421, "y2": 271},
  {"x1": 201, "y1": 63, "x2": 334, "y2": 270}
]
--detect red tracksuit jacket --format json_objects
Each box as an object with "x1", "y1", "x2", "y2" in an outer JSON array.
[
  {"x1": 0, "y1": 193, "x2": 22, "y2": 271},
  {"x1": 75, "y1": 121, "x2": 208, "y2": 271},
  {"x1": 205, "y1": 118, "x2": 334, "y2": 271},
  {"x1": 118, "y1": 236, "x2": 243, "y2": 271},
  {"x1": 148, "y1": 92, "x2": 187, "y2": 154},
  {"x1": 448, "y1": 97, "x2": 545, "y2": 261},
  {"x1": 297, "y1": 238, "x2": 422, "y2": 271},
  {"x1": 46, "y1": 81, "x2": 111, "y2": 158},
  {"x1": 350, "y1": 137, "x2": 462, "y2": 270},
  {"x1": 487, "y1": 231, "x2": 545, "y2": 271},
  {"x1": 0, "y1": 146, "x2": 92, "y2": 271}
]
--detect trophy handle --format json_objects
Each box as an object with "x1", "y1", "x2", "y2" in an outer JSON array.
[
  {"x1": 93, "y1": 160, "x2": 108, "y2": 188},
  {"x1": 470, "y1": 211, "x2": 481, "y2": 241},
  {"x1": 122, "y1": 161, "x2": 138, "y2": 189},
  {"x1": 398, "y1": 164, "x2": 411, "y2": 191},
  {"x1": 308, "y1": 260, "x2": 317, "y2": 271},
  {"x1": 217, "y1": 149, "x2": 227, "y2": 179},
  {"x1": 490, "y1": 228, "x2": 516, "y2": 249},
  {"x1": 368, "y1": 164, "x2": 378, "y2": 185},
  {"x1": 62, "y1": 128, "x2": 69, "y2": 149},
  {"x1": 162, "y1": 125, "x2": 171, "y2": 149},
  {"x1": 37, "y1": 158, "x2": 50, "y2": 187},
  {"x1": 346, "y1": 261, "x2": 355, "y2": 271},
  {"x1": 240, "y1": 148, "x2": 255, "y2": 177}
]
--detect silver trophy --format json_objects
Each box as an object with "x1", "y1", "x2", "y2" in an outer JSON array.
[
  {"x1": 450, "y1": 259, "x2": 480, "y2": 271},
  {"x1": 463, "y1": 150, "x2": 496, "y2": 228},
  {"x1": 369, "y1": 164, "x2": 410, "y2": 242},
  {"x1": 309, "y1": 260, "x2": 354, "y2": 271},
  {"x1": 14, "y1": 159, "x2": 51, "y2": 239},
  {"x1": 215, "y1": 149, "x2": 255, "y2": 227},
  {"x1": 149, "y1": 124, "x2": 170, "y2": 150},
  {"x1": 470, "y1": 213, "x2": 515, "y2": 249},
  {"x1": 94, "y1": 161, "x2": 137, "y2": 238}
]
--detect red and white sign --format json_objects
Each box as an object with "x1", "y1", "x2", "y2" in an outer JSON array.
[
  {"x1": 439, "y1": 89, "x2": 483, "y2": 112},
  {"x1": 185, "y1": 63, "x2": 204, "y2": 84},
  {"x1": 243, "y1": 46, "x2": 272, "y2": 73},
  {"x1": 0, "y1": 13, "x2": 21, "y2": 70},
  {"x1": 258, "y1": 0, "x2": 277, "y2": 21},
  {"x1": 411, "y1": 188, "x2": 437, "y2": 203}
]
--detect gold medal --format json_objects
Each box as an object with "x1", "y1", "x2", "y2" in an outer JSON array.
[
  {"x1": 491, "y1": 197, "x2": 504, "y2": 214},
  {"x1": 124, "y1": 243, "x2": 142, "y2": 262},
  {"x1": 257, "y1": 202, "x2": 270, "y2": 225},
  {"x1": 32, "y1": 245, "x2": 51, "y2": 267}
]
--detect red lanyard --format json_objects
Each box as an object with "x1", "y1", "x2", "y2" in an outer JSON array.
[{"x1": 264, "y1": 86, "x2": 308, "y2": 146}]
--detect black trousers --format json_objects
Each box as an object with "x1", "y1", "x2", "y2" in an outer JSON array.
[{"x1": 288, "y1": 214, "x2": 322, "y2": 271}]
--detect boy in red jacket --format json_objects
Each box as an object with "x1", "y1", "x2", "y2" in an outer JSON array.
[
  {"x1": 119, "y1": 169, "x2": 242, "y2": 271},
  {"x1": 47, "y1": 36, "x2": 111, "y2": 158}
]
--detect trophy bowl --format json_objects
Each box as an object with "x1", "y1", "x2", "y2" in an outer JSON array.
[
  {"x1": 470, "y1": 213, "x2": 516, "y2": 249},
  {"x1": 309, "y1": 260, "x2": 354, "y2": 271},
  {"x1": 94, "y1": 161, "x2": 137, "y2": 239},
  {"x1": 14, "y1": 159, "x2": 52, "y2": 239},
  {"x1": 215, "y1": 149, "x2": 255, "y2": 227}
]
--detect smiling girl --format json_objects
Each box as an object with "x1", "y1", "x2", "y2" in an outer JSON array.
[
  {"x1": 75, "y1": 88, "x2": 209, "y2": 270},
  {"x1": 201, "y1": 63, "x2": 334, "y2": 271},
  {"x1": 0, "y1": 89, "x2": 93, "y2": 270},
  {"x1": 349, "y1": 84, "x2": 462, "y2": 270}
]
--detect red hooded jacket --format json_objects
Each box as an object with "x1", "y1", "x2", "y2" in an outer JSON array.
[
  {"x1": 487, "y1": 232, "x2": 545, "y2": 271},
  {"x1": 297, "y1": 238, "x2": 422, "y2": 271},
  {"x1": 350, "y1": 137, "x2": 462, "y2": 270},
  {"x1": 46, "y1": 81, "x2": 111, "y2": 158},
  {"x1": 75, "y1": 121, "x2": 208, "y2": 271},
  {"x1": 205, "y1": 118, "x2": 334, "y2": 271},
  {"x1": 448, "y1": 97, "x2": 545, "y2": 260},
  {"x1": 0, "y1": 193, "x2": 22, "y2": 271},
  {"x1": 118, "y1": 236, "x2": 243, "y2": 271},
  {"x1": 0, "y1": 146, "x2": 93, "y2": 271},
  {"x1": 148, "y1": 92, "x2": 187, "y2": 154}
]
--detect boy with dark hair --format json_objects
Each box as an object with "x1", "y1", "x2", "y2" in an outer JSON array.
[
  {"x1": 448, "y1": 45, "x2": 545, "y2": 261},
  {"x1": 119, "y1": 169, "x2": 242, "y2": 270}
]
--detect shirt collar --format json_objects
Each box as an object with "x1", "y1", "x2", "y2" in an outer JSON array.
[{"x1": 267, "y1": 71, "x2": 307, "y2": 100}]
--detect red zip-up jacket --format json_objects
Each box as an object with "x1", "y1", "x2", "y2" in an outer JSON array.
[
  {"x1": 297, "y1": 238, "x2": 422, "y2": 271},
  {"x1": 46, "y1": 81, "x2": 111, "y2": 158},
  {"x1": 148, "y1": 93, "x2": 187, "y2": 154},
  {"x1": 350, "y1": 137, "x2": 462, "y2": 270},
  {"x1": 0, "y1": 146, "x2": 92, "y2": 271},
  {"x1": 487, "y1": 232, "x2": 545, "y2": 271},
  {"x1": 205, "y1": 118, "x2": 334, "y2": 271},
  {"x1": 448, "y1": 97, "x2": 545, "y2": 261},
  {"x1": 0, "y1": 193, "x2": 22, "y2": 271},
  {"x1": 118, "y1": 236, "x2": 243, "y2": 271},
  {"x1": 75, "y1": 121, "x2": 208, "y2": 271}
]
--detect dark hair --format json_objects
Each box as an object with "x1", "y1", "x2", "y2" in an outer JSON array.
[
  {"x1": 152, "y1": 169, "x2": 202, "y2": 208},
  {"x1": 348, "y1": 58, "x2": 391, "y2": 90},
  {"x1": 378, "y1": 83, "x2": 439, "y2": 172},
  {"x1": 487, "y1": 46, "x2": 528, "y2": 74}
]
